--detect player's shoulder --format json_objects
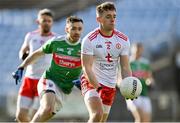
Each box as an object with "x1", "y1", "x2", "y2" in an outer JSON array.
[
  {"x1": 113, "y1": 29, "x2": 129, "y2": 42},
  {"x1": 84, "y1": 28, "x2": 100, "y2": 41},
  {"x1": 25, "y1": 30, "x2": 41, "y2": 40},
  {"x1": 27, "y1": 30, "x2": 39, "y2": 36}
]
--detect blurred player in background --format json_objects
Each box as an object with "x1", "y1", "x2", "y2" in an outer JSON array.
[
  {"x1": 15, "y1": 9, "x2": 55, "y2": 122},
  {"x1": 126, "y1": 43, "x2": 154, "y2": 122},
  {"x1": 13, "y1": 16, "x2": 83, "y2": 122},
  {"x1": 81, "y1": 2, "x2": 132, "y2": 122}
]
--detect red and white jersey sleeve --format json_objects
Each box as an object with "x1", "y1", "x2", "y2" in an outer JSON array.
[
  {"x1": 81, "y1": 28, "x2": 130, "y2": 88},
  {"x1": 24, "y1": 30, "x2": 57, "y2": 79}
]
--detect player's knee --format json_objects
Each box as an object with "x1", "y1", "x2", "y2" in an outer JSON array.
[
  {"x1": 40, "y1": 105, "x2": 54, "y2": 116},
  {"x1": 16, "y1": 112, "x2": 30, "y2": 122}
]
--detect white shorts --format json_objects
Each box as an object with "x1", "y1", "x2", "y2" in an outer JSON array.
[
  {"x1": 84, "y1": 89, "x2": 111, "y2": 114},
  {"x1": 38, "y1": 77, "x2": 68, "y2": 114},
  {"x1": 17, "y1": 95, "x2": 39, "y2": 110},
  {"x1": 126, "y1": 96, "x2": 152, "y2": 113}
]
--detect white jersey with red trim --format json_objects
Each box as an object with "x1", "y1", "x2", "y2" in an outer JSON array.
[
  {"x1": 81, "y1": 28, "x2": 130, "y2": 88},
  {"x1": 24, "y1": 30, "x2": 56, "y2": 79}
]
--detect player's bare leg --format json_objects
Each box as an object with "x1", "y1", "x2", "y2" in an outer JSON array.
[
  {"x1": 30, "y1": 109, "x2": 38, "y2": 119},
  {"x1": 31, "y1": 92, "x2": 56, "y2": 122},
  {"x1": 16, "y1": 108, "x2": 30, "y2": 122},
  {"x1": 130, "y1": 108, "x2": 141, "y2": 123},
  {"x1": 100, "y1": 113, "x2": 109, "y2": 122},
  {"x1": 138, "y1": 108, "x2": 151, "y2": 122},
  {"x1": 85, "y1": 96, "x2": 103, "y2": 122}
]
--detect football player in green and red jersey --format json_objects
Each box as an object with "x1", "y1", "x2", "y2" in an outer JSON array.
[
  {"x1": 126, "y1": 43, "x2": 154, "y2": 122},
  {"x1": 12, "y1": 16, "x2": 83, "y2": 122}
]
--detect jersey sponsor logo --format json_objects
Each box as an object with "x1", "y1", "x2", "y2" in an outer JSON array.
[
  {"x1": 99, "y1": 63, "x2": 115, "y2": 70},
  {"x1": 57, "y1": 48, "x2": 64, "y2": 52},
  {"x1": 96, "y1": 44, "x2": 103, "y2": 48},
  {"x1": 53, "y1": 53, "x2": 81, "y2": 68}
]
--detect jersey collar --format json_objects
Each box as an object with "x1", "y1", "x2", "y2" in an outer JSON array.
[
  {"x1": 65, "y1": 36, "x2": 81, "y2": 45},
  {"x1": 98, "y1": 29, "x2": 114, "y2": 38}
]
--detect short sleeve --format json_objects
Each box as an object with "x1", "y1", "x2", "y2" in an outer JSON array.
[
  {"x1": 121, "y1": 39, "x2": 131, "y2": 56},
  {"x1": 81, "y1": 36, "x2": 94, "y2": 55}
]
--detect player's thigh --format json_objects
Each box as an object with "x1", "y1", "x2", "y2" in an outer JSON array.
[
  {"x1": 19, "y1": 77, "x2": 39, "y2": 98},
  {"x1": 16, "y1": 107, "x2": 29, "y2": 118},
  {"x1": 81, "y1": 75, "x2": 103, "y2": 113},
  {"x1": 137, "y1": 97, "x2": 152, "y2": 121},
  {"x1": 99, "y1": 84, "x2": 116, "y2": 114},
  {"x1": 17, "y1": 95, "x2": 33, "y2": 110},
  {"x1": 137, "y1": 107, "x2": 151, "y2": 122},
  {"x1": 135, "y1": 96, "x2": 152, "y2": 113},
  {"x1": 31, "y1": 96, "x2": 40, "y2": 111},
  {"x1": 16, "y1": 96, "x2": 32, "y2": 120},
  {"x1": 143, "y1": 97, "x2": 152, "y2": 114},
  {"x1": 37, "y1": 77, "x2": 63, "y2": 113},
  {"x1": 40, "y1": 92, "x2": 56, "y2": 109},
  {"x1": 126, "y1": 99, "x2": 138, "y2": 112},
  {"x1": 31, "y1": 108, "x2": 38, "y2": 119},
  {"x1": 81, "y1": 76, "x2": 114, "y2": 115},
  {"x1": 84, "y1": 89, "x2": 103, "y2": 114},
  {"x1": 101, "y1": 113, "x2": 109, "y2": 122}
]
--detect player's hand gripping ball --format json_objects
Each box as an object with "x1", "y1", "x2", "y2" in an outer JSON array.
[{"x1": 120, "y1": 77, "x2": 142, "y2": 100}]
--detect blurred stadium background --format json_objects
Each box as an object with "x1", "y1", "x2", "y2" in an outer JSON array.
[{"x1": 0, "y1": 0, "x2": 180, "y2": 122}]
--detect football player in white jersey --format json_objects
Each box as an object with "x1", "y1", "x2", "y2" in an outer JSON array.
[
  {"x1": 15, "y1": 9, "x2": 56, "y2": 122},
  {"x1": 81, "y1": 2, "x2": 132, "y2": 122}
]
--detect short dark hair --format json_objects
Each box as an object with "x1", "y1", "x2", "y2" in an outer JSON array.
[
  {"x1": 96, "y1": 2, "x2": 116, "y2": 16},
  {"x1": 38, "y1": 8, "x2": 54, "y2": 19},
  {"x1": 66, "y1": 16, "x2": 83, "y2": 24}
]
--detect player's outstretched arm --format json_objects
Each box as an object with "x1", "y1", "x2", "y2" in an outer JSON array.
[
  {"x1": 12, "y1": 48, "x2": 45, "y2": 84},
  {"x1": 18, "y1": 47, "x2": 45, "y2": 69}
]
